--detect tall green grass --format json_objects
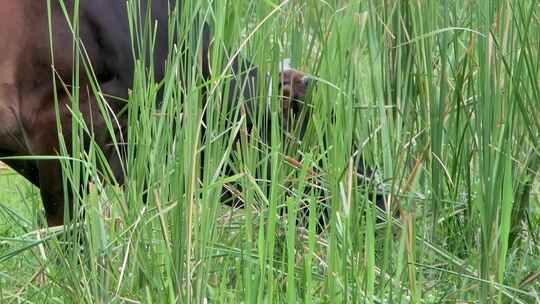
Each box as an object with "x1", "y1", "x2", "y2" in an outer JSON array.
[{"x1": 1, "y1": 0, "x2": 539, "y2": 303}]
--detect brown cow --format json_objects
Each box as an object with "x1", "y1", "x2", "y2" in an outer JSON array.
[{"x1": 0, "y1": 1, "x2": 311, "y2": 227}]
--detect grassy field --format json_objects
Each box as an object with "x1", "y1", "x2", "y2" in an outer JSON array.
[
  {"x1": 0, "y1": 165, "x2": 39, "y2": 234},
  {"x1": 1, "y1": 0, "x2": 540, "y2": 303}
]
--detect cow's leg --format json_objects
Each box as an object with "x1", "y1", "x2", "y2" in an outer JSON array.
[
  {"x1": 26, "y1": 109, "x2": 70, "y2": 227},
  {"x1": 27, "y1": 80, "x2": 127, "y2": 228},
  {"x1": 91, "y1": 80, "x2": 129, "y2": 186},
  {"x1": 37, "y1": 158, "x2": 66, "y2": 227}
]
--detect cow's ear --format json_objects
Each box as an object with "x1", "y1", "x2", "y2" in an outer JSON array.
[
  {"x1": 279, "y1": 58, "x2": 292, "y2": 72},
  {"x1": 301, "y1": 75, "x2": 311, "y2": 87}
]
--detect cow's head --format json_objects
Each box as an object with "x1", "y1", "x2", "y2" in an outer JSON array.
[{"x1": 278, "y1": 60, "x2": 312, "y2": 135}]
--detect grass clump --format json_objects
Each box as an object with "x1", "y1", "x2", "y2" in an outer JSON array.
[{"x1": 1, "y1": 0, "x2": 539, "y2": 303}]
